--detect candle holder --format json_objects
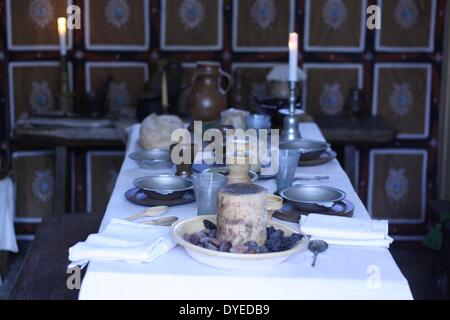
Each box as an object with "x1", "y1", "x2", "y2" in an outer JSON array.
[
  {"x1": 59, "y1": 55, "x2": 73, "y2": 116},
  {"x1": 280, "y1": 81, "x2": 302, "y2": 141}
]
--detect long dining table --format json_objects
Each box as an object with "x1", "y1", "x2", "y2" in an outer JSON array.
[{"x1": 78, "y1": 123, "x2": 413, "y2": 300}]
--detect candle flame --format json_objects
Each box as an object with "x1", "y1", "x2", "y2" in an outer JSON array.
[
  {"x1": 289, "y1": 32, "x2": 299, "y2": 50},
  {"x1": 58, "y1": 17, "x2": 67, "y2": 34}
]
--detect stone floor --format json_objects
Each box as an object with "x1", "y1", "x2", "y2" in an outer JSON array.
[
  {"x1": 0, "y1": 241, "x2": 443, "y2": 300},
  {"x1": 0, "y1": 242, "x2": 31, "y2": 300},
  {"x1": 390, "y1": 241, "x2": 441, "y2": 300}
]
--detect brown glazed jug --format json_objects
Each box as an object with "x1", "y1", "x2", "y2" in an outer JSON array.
[{"x1": 187, "y1": 62, "x2": 232, "y2": 122}]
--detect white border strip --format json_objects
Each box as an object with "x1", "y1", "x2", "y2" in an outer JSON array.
[
  {"x1": 354, "y1": 150, "x2": 360, "y2": 194},
  {"x1": 85, "y1": 61, "x2": 149, "y2": 92},
  {"x1": 15, "y1": 235, "x2": 36, "y2": 242},
  {"x1": 302, "y1": 63, "x2": 364, "y2": 112},
  {"x1": 372, "y1": 63, "x2": 432, "y2": 140},
  {"x1": 70, "y1": 151, "x2": 76, "y2": 214},
  {"x1": 8, "y1": 61, "x2": 74, "y2": 125},
  {"x1": 367, "y1": 149, "x2": 428, "y2": 224},
  {"x1": 86, "y1": 150, "x2": 125, "y2": 213},
  {"x1": 231, "y1": 61, "x2": 286, "y2": 72},
  {"x1": 84, "y1": 0, "x2": 150, "y2": 51},
  {"x1": 392, "y1": 235, "x2": 426, "y2": 242},
  {"x1": 7, "y1": 0, "x2": 74, "y2": 51},
  {"x1": 232, "y1": 0, "x2": 296, "y2": 52},
  {"x1": 161, "y1": 0, "x2": 224, "y2": 51},
  {"x1": 12, "y1": 151, "x2": 55, "y2": 222},
  {"x1": 304, "y1": 0, "x2": 367, "y2": 52},
  {"x1": 375, "y1": 0, "x2": 437, "y2": 53}
]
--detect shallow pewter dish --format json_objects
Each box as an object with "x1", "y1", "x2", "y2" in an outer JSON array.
[
  {"x1": 280, "y1": 185, "x2": 346, "y2": 213},
  {"x1": 279, "y1": 139, "x2": 330, "y2": 161},
  {"x1": 133, "y1": 175, "x2": 193, "y2": 200},
  {"x1": 204, "y1": 167, "x2": 258, "y2": 182},
  {"x1": 129, "y1": 149, "x2": 173, "y2": 170}
]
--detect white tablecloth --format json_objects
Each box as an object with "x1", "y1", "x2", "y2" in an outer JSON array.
[{"x1": 79, "y1": 123, "x2": 413, "y2": 300}]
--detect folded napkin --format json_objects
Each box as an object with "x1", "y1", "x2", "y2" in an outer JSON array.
[
  {"x1": 0, "y1": 177, "x2": 18, "y2": 253},
  {"x1": 300, "y1": 214, "x2": 393, "y2": 248},
  {"x1": 68, "y1": 218, "x2": 177, "y2": 269}
]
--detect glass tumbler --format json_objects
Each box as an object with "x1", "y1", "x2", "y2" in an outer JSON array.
[
  {"x1": 276, "y1": 149, "x2": 301, "y2": 194},
  {"x1": 192, "y1": 173, "x2": 228, "y2": 216}
]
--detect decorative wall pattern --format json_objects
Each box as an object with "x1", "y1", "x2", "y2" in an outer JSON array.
[
  {"x1": 372, "y1": 63, "x2": 432, "y2": 139},
  {"x1": 85, "y1": 61, "x2": 149, "y2": 115},
  {"x1": 0, "y1": 0, "x2": 447, "y2": 237},
  {"x1": 368, "y1": 149, "x2": 428, "y2": 224},
  {"x1": 85, "y1": 150, "x2": 124, "y2": 214},
  {"x1": 12, "y1": 151, "x2": 55, "y2": 222},
  {"x1": 6, "y1": 0, "x2": 74, "y2": 51},
  {"x1": 8, "y1": 61, "x2": 73, "y2": 123},
  {"x1": 375, "y1": 0, "x2": 437, "y2": 52},
  {"x1": 303, "y1": 63, "x2": 363, "y2": 116},
  {"x1": 304, "y1": 0, "x2": 367, "y2": 52},
  {"x1": 85, "y1": 0, "x2": 150, "y2": 51}
]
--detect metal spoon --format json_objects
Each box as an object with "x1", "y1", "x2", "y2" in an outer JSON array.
[
  {"x1": 141, "y1": 216, "x2": 179, "y2": 227},
  {"x1": 308, "y1": 240, "x2": 329, "y2": 267},
  {"x1": 125, "y1": 206, "x2": 169, "y2": 221}
]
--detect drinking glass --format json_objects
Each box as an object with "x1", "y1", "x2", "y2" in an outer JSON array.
[
  {"x1": 246, "y1": 114, "x2": 271, "y2": 130},
  {"x1": 192, "y1": 173, "x2": 228, "y2": 216},
  {"x1": 276, "y1": 149, "x2": 301, "y2": 194}
]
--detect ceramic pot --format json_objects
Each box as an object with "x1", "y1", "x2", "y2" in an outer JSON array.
[{"x1": 187, "y1": 62, "x2": 232, "y2": 122}]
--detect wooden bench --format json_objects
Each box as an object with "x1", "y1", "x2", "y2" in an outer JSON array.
[
  {"x1": 9, "y1": 214, "x2": 102, "y2": 300},
  {"x1": 0, "y1": 252, "x2": 9, "y2": 280}
]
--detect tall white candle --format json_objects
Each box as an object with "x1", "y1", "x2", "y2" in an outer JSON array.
[
  {"x1": 58, "y1": 17, "x2": 67, "y2": 56},
  {"x1": 289, "y1": 32, "x2": 299, "y2": 82}
]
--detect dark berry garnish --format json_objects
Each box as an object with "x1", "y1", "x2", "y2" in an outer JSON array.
[{"x1": 203, "y1": 220, "x2": 217, "y2": 231}]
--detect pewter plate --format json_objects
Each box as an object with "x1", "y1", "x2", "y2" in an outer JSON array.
[
  {"x1": 299, "y1": 150, "x2": 337, "y2": 167},
  {"x1": 280, "y1": 139, "x2": 330, "y2": 161},
  {"x1": 133, "y1": 175, "x2": 193, "y2": 200},
  {"x1": 273, "y1": 199, "x2": 355, "y2": 223},
  {"x1": 280, "y1": 185, "x2": 346, "y2": 213},
  {"x1": 125, "y1": 188, "x2": 195, "y2": 207},
  {"x1": 129, "y1": 149, "x2": 173, "y2": 170}
]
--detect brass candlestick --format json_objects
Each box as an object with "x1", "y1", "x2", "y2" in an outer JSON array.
[{"x1": 280, "y1": 81, "x2": 302, "y2": 141}]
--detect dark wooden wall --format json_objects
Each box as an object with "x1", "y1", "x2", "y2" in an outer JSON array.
[{"x1": 0, "y1": 0, "x2": 448, "y2": 239}]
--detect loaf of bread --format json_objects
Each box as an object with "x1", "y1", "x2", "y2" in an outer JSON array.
[
  {"x1": 139, "y1": 114, "x2": 185, "y2": 150},
  {"x1": 217, "y1": 184, "x2": 268, "y2": 246}
]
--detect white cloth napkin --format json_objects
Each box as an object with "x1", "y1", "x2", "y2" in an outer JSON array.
[
  {"x1": 0, "y1": 177, "x2": 18, "y2": 253},
  {"x1": 68, "y1": 218, "x2": 177, "y2": 269},
  {"x1": 300, "y1": 214, "x2": 393, "y2": 248}
]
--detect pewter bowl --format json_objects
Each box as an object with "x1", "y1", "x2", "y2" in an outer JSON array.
[
  {"x1": 279, "y1": 139, "x2": 330, "y2": 161},
  {"x1": 280, "y1": 185, "x2": 346, "y2": 213},
  {"x1": 133, "y1": 175, "x2": 193, "y2": 200},
  {"x1": 204, "y1": 167, "x2": 258, "y2": 182},
  {"x1": 129, "y1": 149, "x2": 173, "y2": 170}
]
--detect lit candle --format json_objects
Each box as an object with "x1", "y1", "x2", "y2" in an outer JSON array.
[
  {"x1": 57, "y1": 17, "x2": 67, "y2": 56},
  {"x1": 289, "y1": 32, "x2": 299, "y2": 82}
]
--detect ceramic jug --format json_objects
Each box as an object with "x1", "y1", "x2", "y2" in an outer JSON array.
[{"x1": 187, "y1": 62, "x2": 232, "y2": 122}]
